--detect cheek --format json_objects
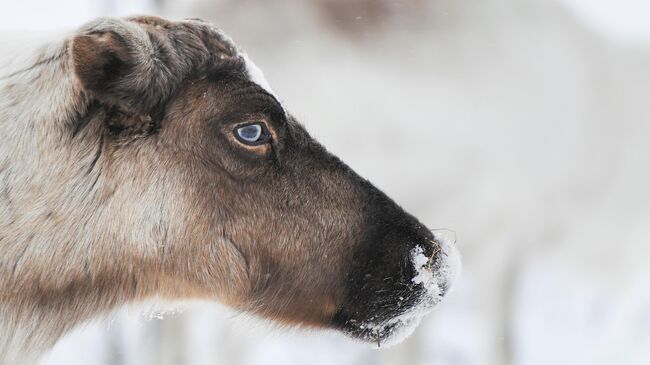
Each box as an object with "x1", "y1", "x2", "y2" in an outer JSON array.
[
  {"x1": 219, "y1": 192, "x2": 361, "y2": 326},
  {"x1": 158, "y1": 174, "x2": 254, "y2": 303},
  {"x1": 238, "y1": 239, "x2": 348, "y2": 328},
  {"x1": 174, "y1": 145, "x2": 366, "y2": 326}
]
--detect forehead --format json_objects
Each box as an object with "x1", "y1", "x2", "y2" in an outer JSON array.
[
  {"x1": 180, "y1": 19, "x2": 280, "y2": 101},
  {"x1": 180, "y1": 20, "x2": 285, "y2": 119},
  {"x1": 161, "y1": 76, "x2": 285, "y2": 142},
  {"x1": 129, "y1": 17, "x2": 284, "y2": 116}
]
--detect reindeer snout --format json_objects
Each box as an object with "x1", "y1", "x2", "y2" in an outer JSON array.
[
  {"x1": 411, "y1": 229, "x2": 462, "y2": 305},
  {"x1": 331, "y1": 184, "x2": 462, "y2": 347}
]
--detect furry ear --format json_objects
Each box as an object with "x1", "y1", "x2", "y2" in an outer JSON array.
[
  {"x1": 70, "y1": 17, "x2": 240, "y2": 119},
  {"x1": 70, "y1": 18, "x2": 182, "y2": 116},
  {"x1": 71, "y1": 31, "x2": 132, "y2": 104}
]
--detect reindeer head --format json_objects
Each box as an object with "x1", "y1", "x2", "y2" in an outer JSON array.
[{"x1": 5, "y1": 16, "x2": 459, "y2": 349}]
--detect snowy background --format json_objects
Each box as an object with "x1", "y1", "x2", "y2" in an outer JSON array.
[{"x1": 2, "y1": 0, "x2": 649, "y2": 364}]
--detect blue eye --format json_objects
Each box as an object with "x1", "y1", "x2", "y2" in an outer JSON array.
[{"x1": 235, "y1": 123, "x2": 269, "y2": 145}]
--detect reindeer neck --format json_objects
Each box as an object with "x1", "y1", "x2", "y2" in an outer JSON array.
[{"x1": 0, "y1": 36, "x2": 111, "y2": 364}]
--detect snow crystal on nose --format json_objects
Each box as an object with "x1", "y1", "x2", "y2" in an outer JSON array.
[
  {"x1": 412, "y1": 230, "x2": 462, "y2": 302},
  {"x1": 432, "y1": 229, "x2": 462, "y2": 287},
  {"x1": 411, "y1": 246, "x2": 436, "y2": 289}
]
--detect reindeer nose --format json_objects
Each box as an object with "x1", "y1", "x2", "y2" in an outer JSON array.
[{"x1": 415, "y1": 228, "x2": 462, "y2": 293}]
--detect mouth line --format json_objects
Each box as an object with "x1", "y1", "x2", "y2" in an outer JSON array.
[{"x1": 343, "y1": 306, "x2": 426, "y2": 348}]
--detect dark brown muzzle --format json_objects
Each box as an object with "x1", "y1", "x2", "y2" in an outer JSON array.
[{"x1": 331, "y1": 185, "x2": 461, "y2": 346}]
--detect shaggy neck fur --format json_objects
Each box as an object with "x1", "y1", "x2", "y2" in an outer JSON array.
[
  {"x1": 0, "y1": 36, "x2": 186, "y2": 364},
  {"x1": 0, "y1": 37, "x2": 84, "y2": 363}
]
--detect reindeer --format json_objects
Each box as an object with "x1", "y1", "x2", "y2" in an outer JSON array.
[{"x1": 0, "y1": 16, "x2": 460, "y2": 364}]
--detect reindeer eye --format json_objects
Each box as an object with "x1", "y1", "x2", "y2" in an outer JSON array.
[{"x1": 234, "y1": 123, "x2": 269, "y2": 145}]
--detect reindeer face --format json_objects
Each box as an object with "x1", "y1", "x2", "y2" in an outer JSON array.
[{"x1": 68, "y1": 16, "x2": 460, "y2": 346}]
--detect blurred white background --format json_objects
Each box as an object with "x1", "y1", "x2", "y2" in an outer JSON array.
[{"x1": 1, "y1": 0, "x2": 649, "y2": 364}]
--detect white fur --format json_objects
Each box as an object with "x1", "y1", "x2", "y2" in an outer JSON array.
[
  {"x1": 241, "y1": 52, "x2": 277, "y2": 98},
  {"x1": 202, "y1": 22, "x2": 280, "y2": 101}
]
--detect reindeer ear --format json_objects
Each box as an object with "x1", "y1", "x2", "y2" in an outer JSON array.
[
  {"x1": 70, "y1": 18, "x2": 178, "y2": 115},
  {"x1": 71, "y1": 31, "x2": 132, "y2": 100},
  {"x1": 70, "y1": 17, "x2": 233, "y2": 117}
]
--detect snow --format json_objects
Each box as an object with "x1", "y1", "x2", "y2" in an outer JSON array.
[
  {"x1": 363, "y1": 310, "x2": 424, "y2": 349},
  {"x1": 411, "y1": 246, "x2": 434, "y2": 287},
  {"x1": 512, "y1": 262, "x2": 650, "y2": 365},
  {"x1": 412, "y1": 230, "x2": 462, "y2": 299}
]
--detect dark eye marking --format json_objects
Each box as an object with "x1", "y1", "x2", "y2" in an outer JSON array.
[{"x1": 234, "y1": 122, "x2": 271, "y2": 146}]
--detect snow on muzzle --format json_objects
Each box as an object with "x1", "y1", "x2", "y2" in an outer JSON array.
[{"x1": 348, "y1": 229, "x2": 461, "y2": 348}]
